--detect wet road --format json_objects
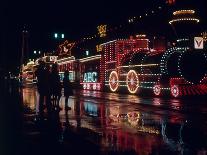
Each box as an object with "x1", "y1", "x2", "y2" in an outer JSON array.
[{"x1": 20, "y1": 86, "x2": 207, "y2": 155}]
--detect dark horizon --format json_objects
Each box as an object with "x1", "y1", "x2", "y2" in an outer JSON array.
[{"x1": 0, "y1": 0, "x2": 206, "y2": 73}]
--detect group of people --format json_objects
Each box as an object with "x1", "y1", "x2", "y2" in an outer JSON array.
[{"x1": 35, "y1": 60, "x2": 73, "y2": 117}]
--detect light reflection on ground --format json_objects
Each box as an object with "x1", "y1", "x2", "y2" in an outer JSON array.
[{"x1": 22, "y1": 87, "x2": 207, "y2": 155}]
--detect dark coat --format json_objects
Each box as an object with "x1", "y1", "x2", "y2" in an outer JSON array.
[
  {"x1": 36, "y1": 66, "x2": 50, "y2": 95},
  {"x1": 63, "y1": 77, "x2": 73, "y2": 97},
  {"x1": 50, "y1": 72, "x2": 61, "y2": 96}
]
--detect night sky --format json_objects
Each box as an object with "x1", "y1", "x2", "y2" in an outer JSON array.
[{"x1": 0, "y1": 0, "x2": 206, "y2": 72}]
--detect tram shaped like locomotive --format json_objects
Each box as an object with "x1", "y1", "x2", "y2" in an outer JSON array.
[
  {"x1": 101, "y1": 37, "x2": 207, "y2": 97},
  {"x1": 55, "y1": 9, "x2": 206, "y2": 97}
]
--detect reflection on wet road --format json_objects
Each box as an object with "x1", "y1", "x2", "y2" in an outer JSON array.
[{"x1": 23, "y1": 87, "x2": 207, "y2": 155}]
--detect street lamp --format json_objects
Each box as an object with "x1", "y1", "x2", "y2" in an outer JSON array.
[
  {"x1": 54, "y1": 33, "x2": 65, "y2": 39},
  {"x1": 61, "y1": 34, "x2": 64, "y2": 39},
  {"x1": 54, "y1": 33, "x2": 58, "y2": 38}
]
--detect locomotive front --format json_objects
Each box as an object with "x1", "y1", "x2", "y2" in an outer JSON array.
[
  {"x1": 105, "y1": 8, "x2": 207, "y2": 97},
  {"x1": 105, "y1": 37, "x2": 207, "y2": 97},
  {"x1": 160, "y1": 46, "x2": 207, "y2": 97}
]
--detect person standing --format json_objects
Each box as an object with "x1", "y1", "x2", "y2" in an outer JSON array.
[
  {"x1": 44, "y1": 64, "x2": 52, "y2": 115},
  {"x1": 35, "y1": 60, "x2": 47, "y2": 117},
  {"x1": 50, "y1": 63, "x2": 61, "y2": 110},
  {"x1": 63, "y1": 70, "x2": 73, "y2": 110}
]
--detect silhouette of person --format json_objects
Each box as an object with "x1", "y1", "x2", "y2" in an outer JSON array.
[
  {"x1": 35, "y1": 60, "x2": 47, "y2": 117},
  {"x1": 63, "y1": 70, "x2": 73, "y2": 110},
  {"x1": 50, "y1": 63, "x2": 61, "y2": 110},
  {"x1": 45, "y1": 64, "x2": 52, "y2": 115}
]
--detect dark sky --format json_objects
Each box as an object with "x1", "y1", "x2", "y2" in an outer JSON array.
[{"x1": 0, "y1": 0, "x2": 206, "y2": 71}]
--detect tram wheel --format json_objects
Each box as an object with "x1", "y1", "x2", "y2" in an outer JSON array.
[
  {"x1": 171, "y1": 85, "x2": 180, "y2": 97},
  {"x1": 109, "y1": 71, "x2": 119, "y2": 92},
  {"x1": 126, "y1": 70, "x2": 139, "y2": 94},
  {"x1": 153, "y1": 85, "x2": 161, "y2": 96}
]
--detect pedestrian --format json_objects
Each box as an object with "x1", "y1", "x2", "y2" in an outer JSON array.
[
  {"x1": 45, "y1": 64, "x2": 52, "y2": 115},
  {"x1": 63, "y1": 70, "x2": 73, "y2": 110},
  {"x1": 50, "y1": 63, "x2": 61, "y2": 110},
  {"x1": 35, "y1": 60, "x2": 47, "y2": 117}
]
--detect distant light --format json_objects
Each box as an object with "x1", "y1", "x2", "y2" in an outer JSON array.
[
  {"x1": 39, "y1": 51, "x2": 41, "y2": 54},
  {"x1": 86, "y1": 50, "x2": 89, "y2": 56},
  {"x1": 34, "y1": 50, "x2": 37, "y2": 54},
  {"x1": 169, "y1": 18, "x2": 200, "y2": 24},
  {"x1": 61, "y1": 34, "x2": 64, "y2": 39},
  {"x1": 173, "y1": 10, "x2": 195, "y2": 16},
  {"x1": 54, "y1": 33, "x2": 58, "y2": 38}
]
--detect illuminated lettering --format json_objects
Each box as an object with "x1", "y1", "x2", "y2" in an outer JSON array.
[
  {"x1": 83, "y1": 72, "x2": 97, "y2": 82},
  {"x1": 88, "y1": 72, "x2": 92, "y2": 82},
  {"x1": 92, "y1": 72, "x2": 97, "y2": 82},
  {"x1": 84, "y1": 73, "x2": 88, "y2": 82}
]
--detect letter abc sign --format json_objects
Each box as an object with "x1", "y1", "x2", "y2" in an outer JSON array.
[{"x1": 83, "y1": 72, "x2": 97, "y2": 82}]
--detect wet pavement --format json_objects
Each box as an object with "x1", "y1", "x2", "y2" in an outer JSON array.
[{"x1": 1, "y1": 84, "x2": 207, "y2": 155}]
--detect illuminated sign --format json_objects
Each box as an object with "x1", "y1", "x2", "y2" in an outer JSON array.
[
  {"x1": 194, "y1": 37, "x2": 203, "y2": 49},
  {"x1": 82, "y1": 83, "x2": 101, "y2": 90},
  {"x1": 97, "y1": 25, "x2": 107, "y2": 37},
  {"x1": 58, "y1": 40, "x2": 75, "y2": 56},
  {"x1": 83, "y1": 72, "x2": 97, "y2": 82},
  {"x1": 96, "y1": 44, "x2": 103, "y2": 52},
  {"x1": 59, "y1": 72, "x2": 75, "y2": 82},
  {"x1": 49, "y1": 56, "x2": 57, "y2": 62}
]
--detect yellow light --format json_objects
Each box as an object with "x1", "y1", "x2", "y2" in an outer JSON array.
[
  {"x1": 201, "y1": 32, "x2": 207, "y2": 41},
  {"x1": 169, "y1": 18, "x2": 200, "y2": 24},
  {"x1": 97, "y1": 25, "x2": 107, "y2": 37},
  {"x1": 136, "y1": 34, "x2": 146, "y2": 38},
  {"x1": 79, "y1": 55, "x2": 101, "y2": 62},
  {"x1": 57, "y1": 56, "x2": 75, "y2": 64},
  {"x1": 173, "y1": 10, "x2": 195, "y2": 16},
  {"x1": 137, "y1": 126, "x2": 160, "y2": 134},
  {"x1": 117, "y1": 64, "x2": 159, "y2": 68},
  {"x1": 96, "y1": 44, "x2": 103, "y2": 52}
]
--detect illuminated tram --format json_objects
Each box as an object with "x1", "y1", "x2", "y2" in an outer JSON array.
[
  {"x1": 56, "y1": 35, "x2": 207, "y2": 98},
  {"x1": 100, "y1": 36, "x2": 207, "y2": 97},
  {"x1": 54, "y1": 9, "x2": 207, "y2": 98}
]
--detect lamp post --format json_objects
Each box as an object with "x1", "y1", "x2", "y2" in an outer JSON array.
[
  {"x1": 54, "y1": 33, "x2": 65, "y2": 39},
  {"x1": 33, "y1": 50, "x2": 42, "y2": 60}
]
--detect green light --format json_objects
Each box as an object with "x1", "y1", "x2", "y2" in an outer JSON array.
[
  {"x1": 61, "y1": 34, "x2": 64, "y2": 39},
  {"x1": 86, "y1": 50, "x2": 89, "y2": 56},
  {"x1": 54, "y1": 33, "x2": 58, "y2": 38}
]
